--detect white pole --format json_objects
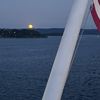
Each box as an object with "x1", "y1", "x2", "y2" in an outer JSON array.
[{"x1": 42, "y1": 0, "x2": 89, "y2": 100}]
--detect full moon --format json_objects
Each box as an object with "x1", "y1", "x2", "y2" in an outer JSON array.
[{"x1": 28, "y1": 24, "x2": 33, "y2": 29}]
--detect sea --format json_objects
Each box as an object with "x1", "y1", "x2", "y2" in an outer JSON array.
[{"x1": 0, "y1": 35, "x2": 100, "y2": 100}]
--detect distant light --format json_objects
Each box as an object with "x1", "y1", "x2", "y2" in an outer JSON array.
[{"x1": 28, "y1": 24, "x2": 33, "y2": 29}]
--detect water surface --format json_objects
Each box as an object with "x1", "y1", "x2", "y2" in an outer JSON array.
[{"x1": 0, "y1": 36, "x2": 100, "y2": 100}]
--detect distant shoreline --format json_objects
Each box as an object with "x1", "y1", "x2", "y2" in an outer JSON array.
[
  {"x1": 0, "y1": 29, "x2": 47, "y2": 38},
  {"x1": 0, "y1": 29, "x2": 100, "y2": 38},
  {"x1": 36, "y1": 29, "x2": 100, "y2": 36}
]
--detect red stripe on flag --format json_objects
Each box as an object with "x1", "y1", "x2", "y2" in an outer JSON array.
[
  {"x1": 91, "y1": 4, "x2": 100, "y2": 31},
  {"x1": 98, "y1": 0, "x2": 100, "y2": 5}
]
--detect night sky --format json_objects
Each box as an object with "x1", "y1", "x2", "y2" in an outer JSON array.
[{"x1": 0, "y1": 0, "x2": 95, "y2": 29}]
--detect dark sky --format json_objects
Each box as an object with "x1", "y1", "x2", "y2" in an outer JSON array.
[{"x1": 0, "y1": 0, "x2": 95, "y2": 29}]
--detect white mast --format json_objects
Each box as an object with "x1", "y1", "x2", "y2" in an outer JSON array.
[{"x1": 42, "y1": 0, "x2": 89, "y2": 100}]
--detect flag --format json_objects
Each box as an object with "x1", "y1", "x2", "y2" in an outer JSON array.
[{"x1": 91, "y1": 0, "x2": 100, "y2": 31}]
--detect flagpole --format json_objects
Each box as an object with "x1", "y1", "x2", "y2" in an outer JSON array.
[{"x1": 42, "y1": 0, "x2": 89, "y2": 100}]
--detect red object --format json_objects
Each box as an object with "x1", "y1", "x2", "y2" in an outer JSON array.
[
  {"x1": 98, "y1": 0, "x2": 100, "y2": 4},
  {"x1": 91, "y1": 0, "x2": 100, "y2": 31}
]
